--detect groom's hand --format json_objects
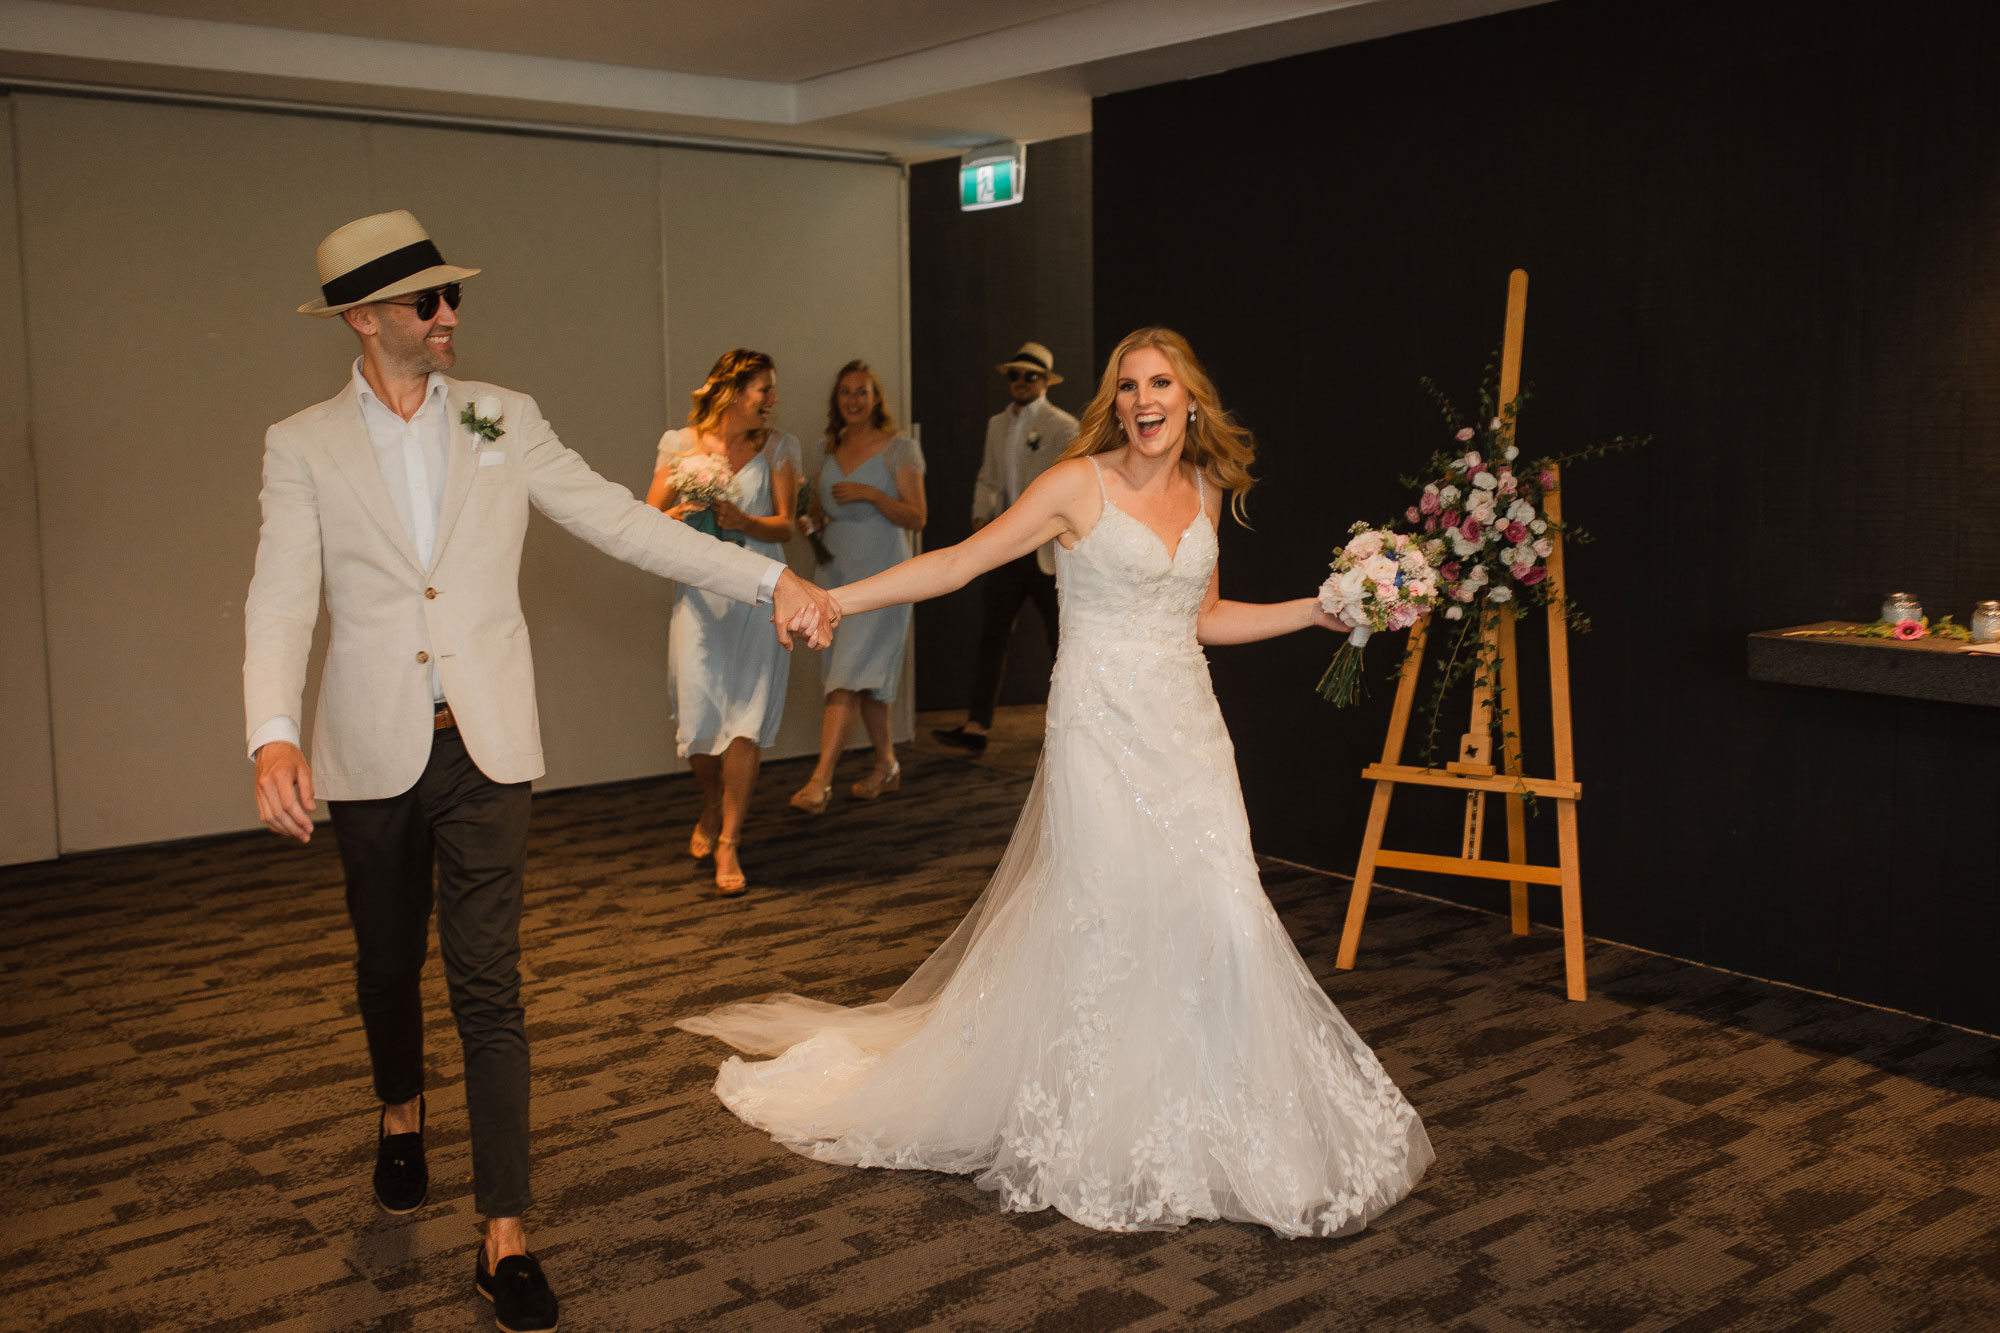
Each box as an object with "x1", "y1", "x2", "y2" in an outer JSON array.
[
  {"x1": 254, "y1": 741, "x2": 317, "y2": 843},
  {"x1": 772, "y1": 569, "x2": 838, "y2": 651}
]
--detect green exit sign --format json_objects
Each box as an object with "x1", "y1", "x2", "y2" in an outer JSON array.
[{"x1": 959, "y1": 144, "x2": 1026, "y2": 211}]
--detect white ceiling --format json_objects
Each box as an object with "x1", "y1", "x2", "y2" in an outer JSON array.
[{"x1": 0, "y1": 0, "x2": 1555, "y2": 161}]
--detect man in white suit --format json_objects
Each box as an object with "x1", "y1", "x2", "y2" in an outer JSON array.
[
  {"x1": 932, "y1": 341, "x2": 1079, "y2": 754},
  {"x1": 243, "y1": 211, "x2": 834, "y2": 1332}
]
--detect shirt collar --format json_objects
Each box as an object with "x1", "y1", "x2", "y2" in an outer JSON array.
[{"x1": 352, "y1": 357, "x2": 449, "y2": 418}]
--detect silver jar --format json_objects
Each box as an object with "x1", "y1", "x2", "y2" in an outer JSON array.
[
  {"x1": 1972, "y1": 601, "x2": 2000, "y2": 644},
  {"x1": 1881, "y1": 591, "x2": 1923, "y2": 625}
]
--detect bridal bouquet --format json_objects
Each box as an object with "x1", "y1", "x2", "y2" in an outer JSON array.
[
  {"x1": 671, "y1": 452, "x2": 744, "y2": 546},
  {"x1": 1315, "y1": 524, "x2": 1444, "y2": 705}
]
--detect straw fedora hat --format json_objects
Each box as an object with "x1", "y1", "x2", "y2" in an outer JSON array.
[
  {"x1": 995, "y1": 340, "x2": 1063, "y2": 386},
  {"x1": 297, "y1": 210, "x2": 480, "y2": 317}
]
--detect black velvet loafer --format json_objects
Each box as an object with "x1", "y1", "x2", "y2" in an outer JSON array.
[
  {"x1": 372, "y1": 1094, "x2": 427, "y2": 1215},
  {"x1": 931, "y1": 725, "x2": 989, "y2": 754},
  {"x1": 476, "y1": 1247, "x2": 560, "y2": 1333}
]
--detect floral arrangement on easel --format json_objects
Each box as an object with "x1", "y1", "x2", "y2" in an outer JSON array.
[{"x1": 1317, "y1": 362, "x2": 1648, "y2": 766}]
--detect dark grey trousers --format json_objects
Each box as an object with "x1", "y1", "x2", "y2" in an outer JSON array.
[
  {"x1": 968, "y1": 552, "x2": 1061, "y2": 727},
  {"x1": 326, "y1": 726, "x2": 534, "y2": 1217}
]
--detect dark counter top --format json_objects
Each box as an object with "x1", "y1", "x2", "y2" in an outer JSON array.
[{"x1": 1747, "y1": 622, "x2": 2000, "y2": 707}]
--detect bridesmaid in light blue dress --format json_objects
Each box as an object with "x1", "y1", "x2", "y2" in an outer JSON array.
[
  {"x1": 647, "y1": 350, "x2": 799, "y2": 895},
  {"x1": 791, "y1": 360, "x2": 927, "y2": 814}
]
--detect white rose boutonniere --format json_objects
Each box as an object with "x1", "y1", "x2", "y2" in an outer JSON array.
[
  {"x1": 461, "y1": 395, "x2": 506, "y2": 449},
  {"x1": 1026, "y1": 431, "x2": 1042, "y2": 451}
]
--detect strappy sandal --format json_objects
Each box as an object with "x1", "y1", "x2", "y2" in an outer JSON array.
[
  {"x1": 713, "y1": 836, "x2": 748, "y2": 897},
  {"x1": 850, "y1": 761, "x2": 901, "y2": 800},
  {"x1": 788, "y1": 781, "x2": 832, "y2": 815},
  {"x1": 690, "y1": 817, "x2": 719, "y2": 860}
]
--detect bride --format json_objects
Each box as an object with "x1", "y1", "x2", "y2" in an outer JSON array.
[{"x1": 679, "y1": 328, "x2": 1432, "y2": 1237}]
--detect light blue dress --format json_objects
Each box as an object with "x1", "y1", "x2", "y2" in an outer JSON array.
[
  {"x1": 662, "y1": 429, "x2": 799, "y2": 757},
  {"x1": 818, "y1": 433, "x2": 924, "y2": 701}
]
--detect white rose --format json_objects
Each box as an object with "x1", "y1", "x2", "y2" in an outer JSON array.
[
  {"x1": 1488, "y1": 585, "x2": 1513, "y2": 603},
  {"x1": 1530, "y1": 518, "x2": 1547, "y2": 534},
  {"x1": 1490, "y1": 416, "x2": 1503, "y2": 431},
  {"x1": 1444, "y1": 604, "x2": 1465, "y2": 620},
  {"x1": 1500, "y1": 547, "x2": 1517, "y2": 566},
  {"x1": 475, "y1": 394, "x2": 503, "y2": 423},
  {"x1": 1507, "y1": 499, "x2": 1535, "y2": 523},
  {"x1": 1466, "y1": 564, "x2": 1490, "y2": 586},
  {"x1": 1504, "y1": 445, "x2": 1518, "y2": 461},
  {"x1": 1472, "y1": 471, "x2": 1499, "y2": 492},
  {"x1": 1439, "y1": 485, "x2": 1461, "y2": 506},
  {"x1": 1337, "y1": 566, "x2": 1370, "y2": 602},
  {"x1": 1358, "y1": 553, "x2": 1398, "y2": 585},
  {"x1": 1534, "y1": 537, "x2": 1553, "y2": 557},
  {"x1": 1344, "y1": 530, "x2": 1385, "y2": 560},
  {"x1": 1449, "y1": 529, "x2": 1479, "y2": 558}
]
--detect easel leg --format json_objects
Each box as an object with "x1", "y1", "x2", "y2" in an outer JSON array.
[
  {"x1": 1337, "y1": 779, "x2": 1398, "y2": 971},
  {"x1": 1556, "y1": 797, "x2": 1586, "y2": 1001},
  {"x1": 1498, "y1": 610, "x2": 1529, "y2": 935}
]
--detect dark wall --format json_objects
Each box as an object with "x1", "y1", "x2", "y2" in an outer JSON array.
[
  {"x1": 1094, "y1": 0, "x2": 2000, "y2": 1029},
  {"x1": 909, "y1": 134, "x2": 1093, "y2": 713}
]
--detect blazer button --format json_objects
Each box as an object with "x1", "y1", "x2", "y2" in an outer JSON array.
[
  {"x1": 425, "y1": 587, "x2": 438, "y2": 599},
  {"x1": 416, "y1": 651, "x2": 429, "y2": 663}
]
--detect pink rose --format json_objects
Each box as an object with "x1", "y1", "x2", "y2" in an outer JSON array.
[
  {"x1": 1375, "y1": 581, "x2": 1398, "y2": 602},
  {"x1": 1497, "y1": 472, "x2": 1518, "y2": 495},
  {"x1": 1459, "y1": 515, "x2": 1481, "y2": 540},
  {"x1": 1505, "y1": 521, "x2": 1528, "y2": 542},
  {"x1": 1539, "y1": 469, "x2": 1557, "y2": 489},
  {"x1": 1424, "y1": 516, "x2": 1439, "y2": 533},
  {"x1": 1893, "y1": 619, "x2": 1926, "y2": 640},
  {"x1": 1419, "y1": 490, "x2": 1441, "y2": 515},
  {"x1": 1455, "y1": 427, "x2": 1475, "y2": 442},
  {"x1": 1406, "y1": 506, "x2": 1421, "y2": 523},
  {"x1": 1515, "y1": 564, "x2": 1547, "y2": 585},
  {"x1": 1441, "y1": 561, "x2": 1461, "y2": 581},
  {"x1": 1388, "y1": 603, "x2": 1422, "y2": 630}
]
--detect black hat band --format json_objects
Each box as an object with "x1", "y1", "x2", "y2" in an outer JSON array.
[
  {"x1": 321, "y1": 239, "x2": 446, "y2": 307},
  {"x1": 1010, "y1": 348, "x2": 1049, "y2": 371}
]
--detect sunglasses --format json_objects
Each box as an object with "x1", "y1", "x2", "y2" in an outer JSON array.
[
  {"x1": 1006, "y1": 369, "x2": 1044, "y2": 383},
  {"x1": 379, "y1": 283, "x2": 463, "y2": 321}
]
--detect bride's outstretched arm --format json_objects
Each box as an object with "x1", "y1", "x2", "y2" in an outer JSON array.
[
  {"x1": 832, "y1": 460, "x2": 1091, "y2": 616},
  {"x1": 1196, "y1": 567, "x2": 1350, "y2": 645}
]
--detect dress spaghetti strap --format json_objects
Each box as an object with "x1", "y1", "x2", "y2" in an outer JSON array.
[{"x1": 1087, "y1": 455, "x2": 1109, "y2": 501}]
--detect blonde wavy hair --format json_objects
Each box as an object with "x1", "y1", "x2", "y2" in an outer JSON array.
[
  {"x1": 1061, "y1": 327, "x2": 1258, "y2": 524},
  {"x1": 688, "y1": 348, "x2": 776, "y2": 440},
  {"x1": 823, "y1": 359, "x2": 898, "y2": 443}
]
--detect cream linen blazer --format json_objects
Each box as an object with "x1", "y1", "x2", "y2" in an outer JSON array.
[
  {"x1": 970, "y1": 394, "x2": 1080, "y2": 575},
  {"x1": 243, "y1": 376, "x2": 781, "y2": 801}
]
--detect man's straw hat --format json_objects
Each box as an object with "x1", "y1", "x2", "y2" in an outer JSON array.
[
  {"x1": 297, "y1": 210, "x2": 479, "y2": 317},
  {"x1": 995, "y1": 340, "x2": 1062, "y2": 386}
]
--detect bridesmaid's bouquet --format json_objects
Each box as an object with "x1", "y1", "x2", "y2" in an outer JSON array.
[
  {"x1": 671, "y1": 452, "x2": 744, "y2": 546},
  {"x1": 1315, "y1": 524, "x2": 1444, "y2": 706}
]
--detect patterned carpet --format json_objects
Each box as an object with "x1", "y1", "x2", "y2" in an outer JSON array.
[{"x1": 4, "y1": 747, "x2": 1999, "y2": 1332}]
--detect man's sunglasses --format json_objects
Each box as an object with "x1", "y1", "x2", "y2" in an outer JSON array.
[
  {"x1": 379, "y1": 283, "x2": 463, "y2": 321},
  {"x1": 1006, "y1": 369, "x2": 1044, "y2": 383}
]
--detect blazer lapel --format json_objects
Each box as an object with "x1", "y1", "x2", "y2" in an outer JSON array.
[
  {"x1": 323, "y1": 383, "x2": 426, "y2": 575},
  {"x1": 428, "y1": 382, "x2": 479, "y2": 573}
]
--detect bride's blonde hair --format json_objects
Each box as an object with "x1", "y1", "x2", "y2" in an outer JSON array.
[{"x1": 1061, "y1": 327, "x2": 1258, "y2": 524}]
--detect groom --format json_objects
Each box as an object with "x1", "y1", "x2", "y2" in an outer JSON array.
[{"x1": 242, "y1": 210, "x2": 835, "y2": 1331}]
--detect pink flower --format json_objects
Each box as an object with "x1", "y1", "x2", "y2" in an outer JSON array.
[
  {"x1": 1455, "y1": 427, "x2": 1475, "y2": 442},
  {"x1": 1424, "y1": 516, "x2": 1439, "y2": 533},
  {"x1": 1539, "y1": 469, "x2": 1557, "y2": 489},
  {"x1": 1505, "y1": 521, "x2": 1528, "y2": 543},
  {"x1": 1406, "y1": 505, "x2": 1422, "y2": 523},
  {"x1": 1459, "y1": 515, "x2": 1481, "y2": 541},
  {"x1": 1464, "y1": 451, "x2": 1482, "y2": 469},
  {"x1": 1893, "y1": 619, "x2": 1926, "y2": 640},
  {"x1": 1419, "y1": 490, "x2": 1441, "y2": 515},
  {"x1": 1515, "y1": 564, "x2": 1547, "y2": 585},
  {"x1": 1441, "y1": 561, "x2": 1461, "y2": 581},
  {"x1": 1388, "y1": 603, "x2": 1422, "y2": 630},
  {"x1": 1497, "y1": 472, "x2": 1518, "y2": 495}
]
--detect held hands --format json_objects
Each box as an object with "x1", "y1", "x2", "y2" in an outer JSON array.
[
  {"x1": 253, "y1": 741, "x2": 316, "y2": 843},
  {"x1": 772, "y1": 568, "x2": 839, "y2": 651}
]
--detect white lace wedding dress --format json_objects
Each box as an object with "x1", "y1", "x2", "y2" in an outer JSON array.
[{"x1": 679, "y1": 461, "x2": 1433, "y2": 1237}]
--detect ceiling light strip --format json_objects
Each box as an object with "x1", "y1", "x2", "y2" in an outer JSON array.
[{"x1": 0, "y1": 75, "x2": 894, "y2": 164}]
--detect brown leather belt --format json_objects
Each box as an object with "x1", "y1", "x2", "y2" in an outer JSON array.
[{"x1": 433, "y1": 702, "x2": 457, "y2": 731}]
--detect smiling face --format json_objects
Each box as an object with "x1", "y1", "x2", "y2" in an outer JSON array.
[
  {"x1": 836, "y1": 371, "x2": 877, "y2": 429},
  {"x1": 358, "y1": 289, "x2": 459, "y2": 378},
  {"x1": 1006, "y1": 366, "x2": 1046, "y2": 406},
  {"x1": 1114, "y1": 346, "x2": 1192, "y2": 457},
  {"x1": 728, "y1": 370, "x2": 778, "y2": 433}
]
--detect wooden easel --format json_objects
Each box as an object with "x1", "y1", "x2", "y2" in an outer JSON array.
[{"x1": 1333, "y1": 270, "x2": 1587, "y2": 1001}]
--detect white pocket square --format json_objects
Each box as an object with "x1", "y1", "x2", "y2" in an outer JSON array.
[{"x1": 478, "y1": 450, "x2": 507, "y2": 468}]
